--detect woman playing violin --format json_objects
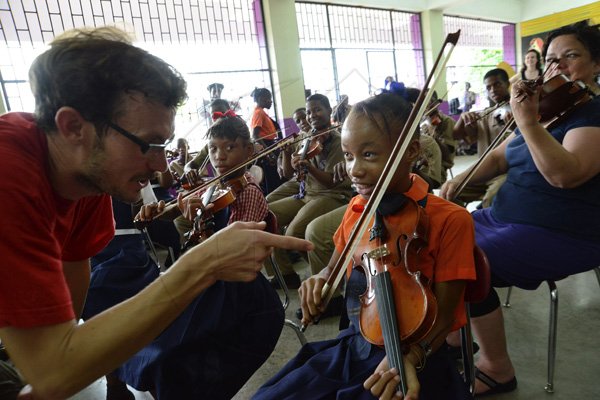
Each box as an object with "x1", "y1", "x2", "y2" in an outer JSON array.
[
  {"x1": 440, "y1": 21, "x2": 600, "y2": 397},
  {"x1": 133, "y1": 113, "x2": 284, "y2": 399},
  {"x1": 254, "y1": 93, "x2": 476, "y2": 400}
]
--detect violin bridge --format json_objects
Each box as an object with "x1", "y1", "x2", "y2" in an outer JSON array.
[{"x1": 367, "y1": 245, "x2": 390, "y2": 260}]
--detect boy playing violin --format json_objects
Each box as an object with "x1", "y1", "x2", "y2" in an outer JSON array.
[
  {"x1": 97, "y1": 114, "x2": 284, "y2": 399},
  {"x1": 267, "y1": 94, "x2": 353, "y2": 288},
  {"x1": 253, "y1": 93, "x2": 476, "y2": 400}
]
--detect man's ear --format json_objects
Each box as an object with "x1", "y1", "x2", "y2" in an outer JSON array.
[{"x1": 54, "y1": 107, "x2": 88, "y2": 143}]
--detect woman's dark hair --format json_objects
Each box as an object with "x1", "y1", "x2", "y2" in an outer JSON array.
[
  {"x1": 520, "y1": 49, "x2": 543, "y2": 76},
  {"x1": 543, "y1": 20, "x2": 600, "y2": 63},
  {"x1": 306, "y1": 93, "x2": 331, "y2": 110},
  {"x1": 29, "y1": 27, "x2": 187, "y2": 134},
  {"x1": 205, "y1": 115, "x2": 251, "y2": 144},
  {"x1": 251, "y1": 88, "x2": 271, "y2": 103},
  {"x1": 347, "y1": 92, "x2": 416, "y2": 141}
]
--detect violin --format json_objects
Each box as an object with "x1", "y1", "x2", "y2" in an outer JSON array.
[
  {"x1": 357, "y1": 199, "x2": 437, "y2": 348},
  {"x1": 465, "y1": 100, "x2": 510, "y2": 126},
  {"x1": 294, "y1": 134, "x2": 324, "y2": 182},
  {"x1": 182, "y1": 175, "x2": 248, "y2": 251},
  {"x1": 515, "y1": 73, "x2": 591, "y2": 124}
]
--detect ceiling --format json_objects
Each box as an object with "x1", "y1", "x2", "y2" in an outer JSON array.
[{"x1": 312, "y1": 0, "x2": 596, "y2": 23}]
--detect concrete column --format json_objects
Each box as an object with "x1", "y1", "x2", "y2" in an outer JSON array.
[
  {"x1": 0, "y1": 87, "x2": 6, "y2": 114},
  {"x1": 260, "y1": 0, "x2": 306, "y2": 136},
  {"x1": 420, "y1": 10, "x2": 448, "y2": 96}
]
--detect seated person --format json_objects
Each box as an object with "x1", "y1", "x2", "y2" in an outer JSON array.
[
  {"x1": 88, "y1": 113, "x2": 283, "y2": 400},
  {"x1": 420, "y1": 92, "x2": 457, "y2": 184},
  {"x1": 441, "y1": 21, "x2": 600, "y2": 396},
  {"x1": 452, "y1": 68, "x2": 512, "y2": 206},
  {"x1": 168, "y1": 137, "x2": 190, "y2": 180},
  {"x1": 271, "y1": 107, "x2": 311, "y2": 202},
  {"x1": 182, "y1": 99, "x2": 231, "y2": 186},
  {"x1": 254, "y1": 93, "x2": 476, "y2": 400},
  {"x1": 413, "y1": 132, "x2": 443, "y2": 190},
  {"x1": 267, "y1": 94, "x2": 353, "y2": 289}
]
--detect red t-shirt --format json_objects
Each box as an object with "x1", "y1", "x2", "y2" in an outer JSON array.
[
  {"x1": 0, "y1": 113, "x2": 114, "y2": 328},
  {"x1": 333, "y1": 174, "x2": 476, "y2": 330}
]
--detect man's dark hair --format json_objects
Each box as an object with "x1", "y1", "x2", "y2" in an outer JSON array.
[
  {"x1": 29, "y1": 27, "x2": 188, "y2": 134},
  {"x1": 306, "y1": 93, "x2": 331, "y2": 110},
  {"x1": 293, "y1": 107, "x2": 306, "y2": 115},
  {"x1": 483, "y1": 68, "x2": 509, "y2": 83}
]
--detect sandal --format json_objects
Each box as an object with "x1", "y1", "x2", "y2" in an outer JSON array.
[{"x1": 474, "y1": 368, "x2": 517, "y2": 397}]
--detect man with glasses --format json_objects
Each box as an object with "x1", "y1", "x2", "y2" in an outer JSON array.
[{"x1": 0, "y1": 27, "x2": 312, "y2": 399}]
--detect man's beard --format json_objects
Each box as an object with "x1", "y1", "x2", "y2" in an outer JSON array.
[{"x1": 76, "y1": 137, "x2": 141, "y2": 203}]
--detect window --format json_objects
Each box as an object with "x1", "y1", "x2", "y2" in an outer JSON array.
[
  {"x1": 444, "y1": 16, "x2": 515, "y2": 111},
  {"x1": 295, "y1": 2, "x2": 424, "y2": 107},
  {"x1": 0, "y1": 0, "x2": 274, "y2": 150}
]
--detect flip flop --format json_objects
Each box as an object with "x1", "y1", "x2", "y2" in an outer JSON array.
[{"x1": 474, "y1": 368, "x2": 517, "y2": 397}]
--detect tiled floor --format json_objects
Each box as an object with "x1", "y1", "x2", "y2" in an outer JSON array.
[{"x1": 69, "y1": 155, "x2": 600, "y2": 399}]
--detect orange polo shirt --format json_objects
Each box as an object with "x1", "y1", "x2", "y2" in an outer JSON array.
[{"x1": 333, "y1": 174, "x2": 476, "y2": 330}]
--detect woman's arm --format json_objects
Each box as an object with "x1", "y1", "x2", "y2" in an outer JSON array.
[{"x1": 511, "y1": 85, "x2": 600, "y2": 188}]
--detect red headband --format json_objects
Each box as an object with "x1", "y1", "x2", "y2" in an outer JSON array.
[{"x1": 212, "y1": 109, "x2": 237, "y2": 120}]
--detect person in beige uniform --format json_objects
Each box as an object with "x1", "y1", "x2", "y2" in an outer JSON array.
[
  {"x1": 267, "y1": 94, "x2": 352, "y2": 288},
  {"x1": 452, "y1": 68, "x2": 512, "y2": 206}
]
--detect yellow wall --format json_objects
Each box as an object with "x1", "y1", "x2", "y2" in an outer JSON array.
[{"x1": 521, "y1": 2, "x2": 600, "y2": 36}]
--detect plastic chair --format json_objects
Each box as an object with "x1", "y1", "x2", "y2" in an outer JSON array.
[
  {"x1": 264, "y1": 210, "x2": 307, "y2": 346},
  {"x1": 460, "y1": 246, "x2": 492, "y2": 394},
  {"x1": 502, "y1": 266, "x2": 600, "y2": 393}
]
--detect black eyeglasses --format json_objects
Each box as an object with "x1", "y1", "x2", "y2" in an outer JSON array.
[{"x1": 108, "y1": 122, "x2": 174, "y2": 155}]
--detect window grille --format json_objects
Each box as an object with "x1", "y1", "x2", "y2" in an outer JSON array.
[
  {"x1": 295, "y1": 2, "x2": 424, "y2": 106},
  {"x1": 0, "y1": 0, "x2": 272, "y2": 148}
]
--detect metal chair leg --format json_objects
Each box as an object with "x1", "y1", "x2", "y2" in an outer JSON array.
[
  {"x1": 285, "y1": 320, "x2": 308, "y2": 346},
  {"x1": 270, "y1": 253, "x2": 307, "y2": 345},
  {"x1": 545, "y1": 280, "x2": 558, "y2": 393},
  {"x1": 503, "y1": 286, "x2": 512, "y2": 307},
  {"x1": 460, "y1": 305, "x2": 476, "y2": 394},
  {"x1": 271, "y1": 253, "x2": 291, "y2": 310},
  {"x1": 594, "y1": 267, "x2": 600, "y2": 289}
]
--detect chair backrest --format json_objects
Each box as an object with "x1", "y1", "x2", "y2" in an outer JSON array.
[
  {"x1": 264, "y1": 209, "x2": 279, "y2": 235},
  {"x1": 465, "y1": 246, "x2": 491, "y2": 303}
]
